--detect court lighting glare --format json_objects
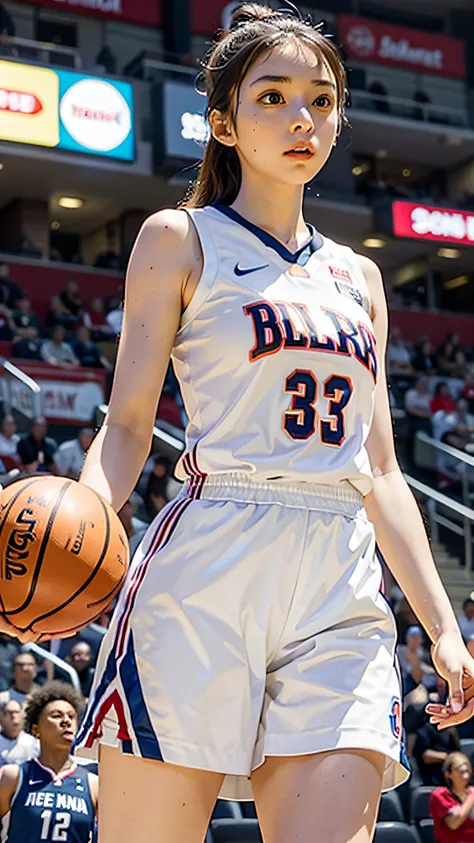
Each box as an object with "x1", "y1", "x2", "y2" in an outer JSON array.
[
  {"x1": 58, "y1": 196, "x2": 84, "y2": 209},
  {"x1": 402, "y1": 168, "x2": 411, "y2": 177},
  {"x1": 0, "y1": 163, "x2": 4, "y2": 171},
  {"x1": 363, "y1": 237, "x2": 386, "y2": 249},
  {"x1": 444, "y1": 275, "x2": 469, "y2": 290},
  {"x1": 437, "y1": 248, "x2": 460, "y2": 259}
]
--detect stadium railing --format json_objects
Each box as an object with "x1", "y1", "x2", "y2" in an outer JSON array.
[
  {"x1": 0, "y1": 36, "x2": 80, "y2": 69},
  {"x1": 0, "y1": 356, "x2": 43, "y2": 433}
]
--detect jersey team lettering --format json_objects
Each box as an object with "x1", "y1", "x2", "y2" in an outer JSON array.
[{"x1": 243, "y1": 299, "x2": 378, "y2": 383}]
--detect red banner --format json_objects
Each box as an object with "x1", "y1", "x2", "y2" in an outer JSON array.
[
  {"x1": 339, "y1": 14, "x2": 466, "y2": 79},
  {"x1": 393, "y1": 201, "x2": 474, "y2": 246},
  {"x1": 1, "y1": 362, "x2": 105, "y2": 424},
  {"x1": 21, "y1": 0, "x2": 161, "y2": 28}
]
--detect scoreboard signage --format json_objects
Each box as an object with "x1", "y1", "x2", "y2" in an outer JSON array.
[
  {"x1": 0, "y1": 60, "x2": 135, "y2": 161},
  {"x1": 21, "y1": 0, "x2": 161, "y2": 28},
  {"x1": 393, "y1": 201, "x2": 474, "y2": 246},
  {"x1": 339, "y1": 14, "x2": 466, "y2": 79}
]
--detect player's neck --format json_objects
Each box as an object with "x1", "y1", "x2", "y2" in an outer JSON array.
[
  {"x1": 38, "y1": 748, "x2": 74, "y2": 776},
  {"x1": 230, "y1": 181, "x2": 307, "y2": 250}
]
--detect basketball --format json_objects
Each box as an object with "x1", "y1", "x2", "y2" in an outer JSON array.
[{"x1": 0, "y1": 476, "x2": 129, "y2": 643}]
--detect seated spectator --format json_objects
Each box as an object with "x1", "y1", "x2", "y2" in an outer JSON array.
[
  {"x1": 17, "y1": 416, "x2": 58, "y2": 474},
  {"x1": 457, "y1": 596, "x2": 474, "y2": 642},
  {"x1": 69, "y1": 326, "x2": 112, "y2": 370},
  {"x1": 0, "y1": 416, "x2": 19, "y2": 461},
  {"x1": 0, "y1": 264, "x2": 24, "y2": 310},
  {"x1": 11, "y1": 299, "x2": 40, "y2": 337},
  {"x1": 414, "y1": 719, "x2": 460, "y2": 785},
  {"x1": 11, "y1": 326, "x2": 42, "y2": 361},
  {"x1": 463, "y1": 371, "x2": 474, "y2": 415},
  {"x1": 83, "y1": 297, "x2": 114, "y2": 339},
  {"x1": 0, "y1": 4, "x2": 15, "y2": 37},
  {"x1": 144, "y1": 455, "x2": 172, "y2": 520},
  {"x1": 41, "y1": 325, "x2": 79, "y2": 368},
  {"x1": 55, "y1": 428, "x2": 94, "y2": 479},
  {"x1": 95, "y1": 44, "x2": 117, "y2": 74},
  {"x1": 431, "y1": 382, "x2": 457, "y2": 415},
  {"x1": 413, "y1": 340, "x2": 437, "y2": 376},
  {"x1": 68, "y1": 642, "x2": 94, "y2": 699},
  {"x1": 430, "y1": 752, "x2": 474, "y2": 842},
  {"x1": 0, "y1": 635, "x2": 22, "y2": 693},
  {"x1": 405, "y1": 376, "x2": 433, "y2": 444},
  {"x1": 47, "y1": 279, "x2": 83, "y2": 330},
  {"x1": 0, "y1": 654, "x2": 39, "y2": 708},
  {"x1": 94, "y1": 235, "x2": 121, "y2": 270},
  {"x1": 387, "y1": 327, "x2": 413, "y2": 375},
  {"x1": 437, "y1": 339, "x2": 459, "y2": 378},
  {"x1": 0, "y1": 298, "x2": 16, "y2": 341},
  {"x1": 118, "y1": 492, "x2": 148, "y2": 557},
  {"x1": 397, "y1": 625, "x2": 435, "y2": 701},
  {"x1": 442, "y1": 399, "x2": 474, "y2": 452},
  {"x1": 105, "y1": 296, "x2": 123, "y2": 335},
  {"x1": 0, "y1": 700, "x2": 38, "y2": 767}
]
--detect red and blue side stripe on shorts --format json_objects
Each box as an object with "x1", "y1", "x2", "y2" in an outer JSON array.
[{"x1": 74, "y1": 446, "x2": 207, "y2": 758}]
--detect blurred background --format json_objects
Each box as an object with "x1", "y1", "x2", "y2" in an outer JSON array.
[{"x1": 1, "y1": 1, "x2": 474, "y2": 840}]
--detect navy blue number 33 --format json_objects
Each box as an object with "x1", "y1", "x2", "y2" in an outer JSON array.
[{"x1": 283, "y1": 370, "x2": 353, "y2": 445}]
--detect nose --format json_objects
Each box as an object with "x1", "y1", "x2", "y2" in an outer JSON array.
[{"x1": 290, "y1": 104, "x2": 314, "y2": 134}]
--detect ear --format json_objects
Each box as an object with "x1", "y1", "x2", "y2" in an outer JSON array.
[{"x1": 209, "y1": 109, "x2": 236, "y2": 148}]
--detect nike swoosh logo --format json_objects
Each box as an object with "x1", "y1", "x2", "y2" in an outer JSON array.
[
  {"x1": 234, "y1": 263, "x2": 269, "y2": 276},
  {"x1": 29, "y1": 780, "x2": 42, "y2": 785}
]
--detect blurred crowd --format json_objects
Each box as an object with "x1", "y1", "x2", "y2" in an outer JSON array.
[{"x1": 388, "y1": 327, "x2": 474, "y2": 491}]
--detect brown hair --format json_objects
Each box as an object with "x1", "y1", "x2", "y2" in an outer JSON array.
[{"x1": 182, "y1": 3, "x2": 346, "y2": 209}]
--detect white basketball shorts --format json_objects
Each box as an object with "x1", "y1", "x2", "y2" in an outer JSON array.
[{"x1": 75, "y1": 472, "x2": 410, "y2": 800}]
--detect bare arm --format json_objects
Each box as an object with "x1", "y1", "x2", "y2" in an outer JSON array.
[
  {"x1": 360, "y1": 255, "x2": 474, "y2": 716},
  {"x1": 0, "y1": 765, "x2": 19, "y2": 817},
  {"x1": 422, "y1": 749, "x2": 447, "y2": 765},
  {"x1": 79, "y1": 210, "x2": 200, "y2": 511},
  {"x1": 444, "y1": 789, "x2": 474, "y2": 830}
]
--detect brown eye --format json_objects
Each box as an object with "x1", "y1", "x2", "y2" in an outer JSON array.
[
  {"x1": 314, "y1": 95, "x2": 331, "y2": 108},
  {"x1": 260, "y1": 92, "x2": 283, "y2": 105}
]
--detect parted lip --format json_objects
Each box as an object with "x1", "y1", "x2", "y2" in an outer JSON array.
[{"x1": 284, "y1": 142, "x2": 314, "y2": 155}]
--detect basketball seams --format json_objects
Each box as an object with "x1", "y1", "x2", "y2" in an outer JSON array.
[
  {"x1": 17, "y1": 490, "x2": 117, "y2": 634},
  {"x1": 3, "y1": 480, "x2": 72, "y2": 617}
]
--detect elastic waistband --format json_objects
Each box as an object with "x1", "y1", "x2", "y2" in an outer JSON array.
[{"x1": 183, "y1": 472, "x2": 365, "y2": 515}]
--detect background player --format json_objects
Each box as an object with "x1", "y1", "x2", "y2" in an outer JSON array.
[
  {"x1": 73, "y1": 4, "x2": 474, "y2": 843},
  {"x1": 0, "y1": 683, "x2": 97, "y2": 843}
]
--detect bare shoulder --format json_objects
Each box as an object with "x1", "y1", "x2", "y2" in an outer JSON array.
[
  {"x1": 133, "y1": 208, "x2": 201, "y2": 267},
  {"x1": 0, "y1": 764, "x2": 20, "y2": 814}
]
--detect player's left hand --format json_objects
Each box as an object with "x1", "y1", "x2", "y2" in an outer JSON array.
[{"x1": 426, "y1": 630, "x2": 474, "y2": 729}]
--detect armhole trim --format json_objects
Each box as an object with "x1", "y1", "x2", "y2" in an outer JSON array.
[{"x1": 178, "y1": 208, "x2": 219, "y2": 333}]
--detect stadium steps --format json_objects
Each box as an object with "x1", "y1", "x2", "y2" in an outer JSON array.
[{"x1": 431, "y1": 542, "x2": 474, "y2": 611}]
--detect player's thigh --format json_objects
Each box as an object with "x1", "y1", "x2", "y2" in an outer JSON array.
[
  {"x1": 98, "y1": 744, "x2": 224, "y2": 843},
  {"x1": 252, "y1": 749, "x2": 385, "y2": 843}
]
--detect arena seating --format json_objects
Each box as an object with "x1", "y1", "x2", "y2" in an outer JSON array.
[
  {"x1": 374, "y1": 822, "x2": 421, "y2": 843},
  {"x1": 209, "y1": 818, "x2": 263, "y2": 842},
  {"x1": 378, "y1": 790, "x2": 405, "y2": 823}
]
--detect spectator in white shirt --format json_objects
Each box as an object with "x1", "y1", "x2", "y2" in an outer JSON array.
[
  {"x1": 405, "y1": 376, "x2": 432, "y2": 419},
  {"x1": 0, "y1": 700, "x2": 38, "y2": 767},
  {"x1": 0, "y1": 654, "x2": 39, "y2": 708},
  {"x1": 387, "y1": 327, "x2": 413, "y2": 375},
  {"x1": 0, "y1": 416, "x2": 20, "y2": 461},
  {"x1": 55, "y1": 428, "x2": 95, "y2": 479},
  {"x1": 105, "y1": 296, "x2": 123, "y2": 336},
  {"x1": 40, "y1": 325, "x2": 79, "y2": 368},
  {"x1": 457, "y1": 596, "x2": 474, "y2": 642}
]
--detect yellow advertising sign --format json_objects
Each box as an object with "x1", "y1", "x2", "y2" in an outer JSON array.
[{"x1": 0, "y1": 61, "x2": 60, "y2": 147}]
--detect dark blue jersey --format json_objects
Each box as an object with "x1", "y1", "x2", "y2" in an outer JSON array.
[{"x1": 3, "y1": 759, "x2": 95, "y2": 843}]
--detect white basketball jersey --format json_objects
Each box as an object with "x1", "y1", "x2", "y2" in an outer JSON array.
[{"x1": 172, "y1": 204, "x2": 378, "y2": 495}]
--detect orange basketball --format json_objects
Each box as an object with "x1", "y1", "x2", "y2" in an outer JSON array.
[{"x1": 0, "y1": 476, "x2": 129, "y2": 643}]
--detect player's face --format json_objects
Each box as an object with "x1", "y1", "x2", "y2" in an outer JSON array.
[
  {"x1": 230, "y1": 41, "x2": 338, "y2": 186},
  {"x1": 36, "y1": 701, "x2": 78, "y2": 749}
]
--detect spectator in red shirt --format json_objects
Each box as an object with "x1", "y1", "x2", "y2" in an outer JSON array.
[
  {"x1": 430, "y1": 752, "x2": 474, "y2": 843},
  {"x1": 431, "y1": 382, "x2": 457, "y2": 415},
  {"x1": 464, "y1": 372, "x2": 474, "y2": 416}
]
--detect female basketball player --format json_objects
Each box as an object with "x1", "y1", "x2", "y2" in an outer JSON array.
[
  {"x1": 74, "y1": 4, "x2": 474, "y2": 842},
  {"x1": 0, "y1": 682, "x2": 98, "y2": 842}
]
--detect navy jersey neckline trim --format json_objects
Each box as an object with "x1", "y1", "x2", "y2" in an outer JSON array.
[{"x1": 212, "y1": 203, "x2": 324, "y2": 266}]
